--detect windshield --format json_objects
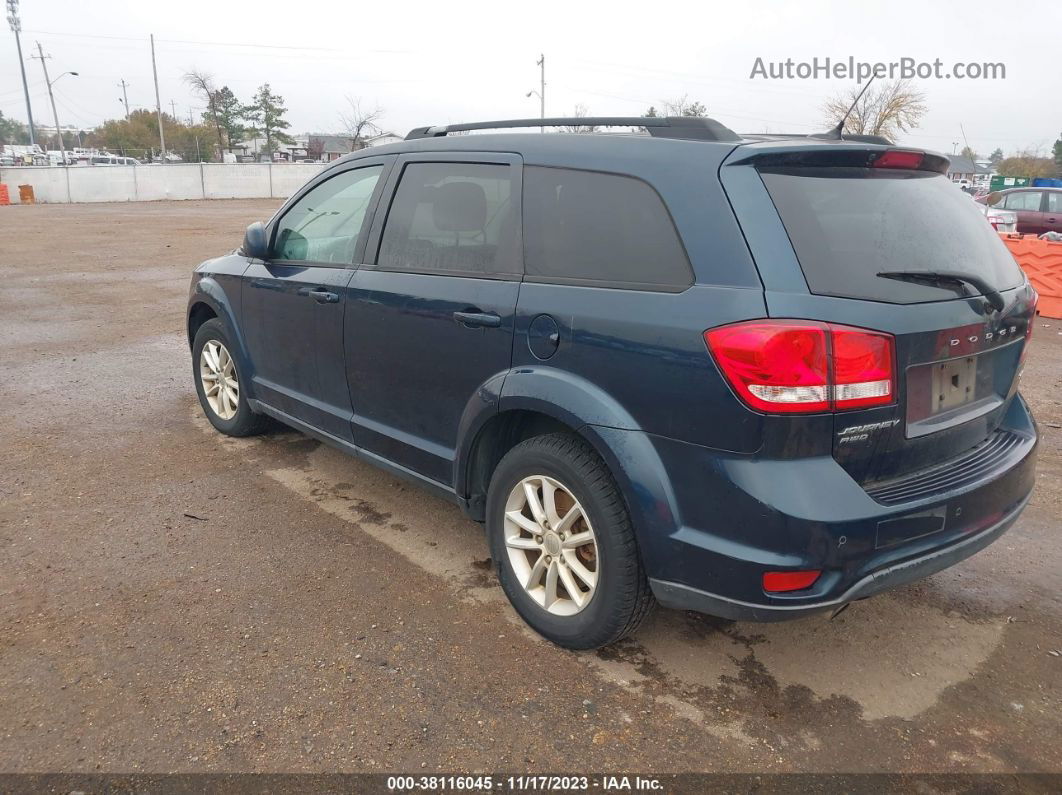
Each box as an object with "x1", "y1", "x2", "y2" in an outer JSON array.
[{"x1": 759, "y1": 167, "x2": 1024, "y2": 304}]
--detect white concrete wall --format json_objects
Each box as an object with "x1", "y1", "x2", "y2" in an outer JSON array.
[{"x1": 0, "y1": 163, "x2": 327, "y2": 204}]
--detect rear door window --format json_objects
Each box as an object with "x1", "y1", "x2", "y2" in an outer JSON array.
[
  {"x1": 523, "y1": 166, "x2": 693, "y2": 291},
  {"x1": 376, "y1": 162, "x2": 518, "y2": 277},
  {"x1": 759, "y1": 167, "x2": 1024, "y2": 303},
  {"x1": 1003, "y1": 191, "x2": 1044, "y2": 212}
]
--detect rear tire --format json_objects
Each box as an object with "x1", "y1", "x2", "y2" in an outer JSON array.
[
  {"x1": 486, "y1": 433, "x2": 655, "y2": 649},
  {"x1": 192, "y1": 318, "x2": 267, "y2": 437}
]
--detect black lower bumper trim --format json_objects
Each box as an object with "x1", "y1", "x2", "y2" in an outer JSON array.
[{"x1": 649, "y1": 491, "x2": 1031, "y2": 622}]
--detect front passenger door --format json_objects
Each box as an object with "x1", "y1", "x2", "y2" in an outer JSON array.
[{"x1": 242, "y1": 159, "x2": 391, "y2": 440}]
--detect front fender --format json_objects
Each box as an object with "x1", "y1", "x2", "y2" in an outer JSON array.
[{"x1": 187, "y1": 272, "x2": 257, "y2": 399}]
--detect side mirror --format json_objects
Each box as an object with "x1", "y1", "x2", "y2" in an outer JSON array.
[
  {"x1": 986, "y1": 191, "x2": 1003, "y2": 206},
  {"x1": 242, "y1": 221, "x2": 269, "y2": 260}
]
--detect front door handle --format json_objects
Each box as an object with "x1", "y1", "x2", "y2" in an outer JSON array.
[
  {"x1": 297, "y1": 286, "x2": 340, "y2": 304},
  {"x1": 453, "y1": 310, "x2": 502, "y2": 328}
]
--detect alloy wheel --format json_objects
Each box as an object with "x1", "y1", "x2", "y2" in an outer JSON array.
[
  {"x1": 503, "y1": 474, "x2": 600, "y2": 616},
  {"x1": 199, "y1": 340, "x2": 239, "y2": 420}
]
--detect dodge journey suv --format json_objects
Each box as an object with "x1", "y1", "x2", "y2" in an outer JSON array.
[{"x1": 187, "y1": 116, "x2": 1038, "y2": 649}]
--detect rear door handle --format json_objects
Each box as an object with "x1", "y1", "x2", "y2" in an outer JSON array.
[
  {"x1": 297, "y1": 286, "x2": 340, "y2": 304},
  {"x1": 453, "y1": 310, "x2": 502, "y2": 328}
]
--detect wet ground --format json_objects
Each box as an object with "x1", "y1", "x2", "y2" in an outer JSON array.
[{"x1": 1, "y1": 200, "x2": 1060, "y2": 774}]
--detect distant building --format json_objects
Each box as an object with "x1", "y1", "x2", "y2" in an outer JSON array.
[
  {"x1": 230, "y1": 136, "x2": 307, "y2": 162},
  {"x1": 306, "y1": 131, "x2": 403, "y2": 162},
  {"x1": 363, "y1": 132, "x2": 403, "y2": 148},
  {"x1": 946, "y1": 154, "x2": 992, "y2": 189}
]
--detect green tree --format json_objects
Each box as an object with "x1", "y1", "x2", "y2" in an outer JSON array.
[
  {"x1": 214, "y1": 87, "x2": 246, "y2": 151},
  {"x1": 92, "y1": 109, "x2": 215, "y2": 162},
  {"x1": 244, "y1": 83, "x2": 293, "y2": 155},
  {"x1": 988, "y1": 148, "x2": 1004, "y2": 168},
  {"x1": 643, "y1": 106, "x2": 658, "y2": 118},
  {"x1": 1053, "y1": 134, "x2": 1062, "y2": 175},
  {"x1": 94, "y1": 110, "x2": 162, "y2": 158},
  {"x1": 960, "y1": 145, "x2": 978, "y2": 162},
  {"x1": 0, "y1": 111, "x2": 30, "y2": 145}
]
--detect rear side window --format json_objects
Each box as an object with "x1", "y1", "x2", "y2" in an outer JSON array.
[
  {"x1": 1003, "y1": 191, "x2": 1043, "y2": 212},
  {"x1": 523, "y1": 166, "x2": 693, "y2": 291},
  {"x1": 376, "y1": 162, "x2": 518, "y2": 277},
  {"x1": 1048, "y1": 192, "x2": 1062, "y2": 213},
  {"x1": 760, "y1": 168, "x2": 1024, "y2": 303}
]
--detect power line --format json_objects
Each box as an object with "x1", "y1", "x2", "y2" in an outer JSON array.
[{"x1": 23, "y1": 28, "x2": 411, "y2": 54}]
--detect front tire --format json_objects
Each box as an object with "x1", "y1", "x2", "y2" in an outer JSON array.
[
  {"x1": 486, "y1": 433, "x2": 655, "y2": 649},
  {"x1": 192, "y1": 318, "x2": 267, "y2": 437}
]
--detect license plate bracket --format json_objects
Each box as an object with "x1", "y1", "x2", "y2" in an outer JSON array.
[{"x1": 930, "y1": 356, "x2": 977, "y2": 414}]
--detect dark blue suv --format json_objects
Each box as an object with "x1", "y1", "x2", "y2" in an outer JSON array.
[{"x1": 187, "y1": 116, "x2": 1039, "y2": 649}]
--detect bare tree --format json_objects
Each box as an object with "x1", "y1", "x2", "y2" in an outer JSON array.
[
  {"x1": 660, "y1": 95, "x2": 708, "y2": 117},
  {"x1": 339, "y1": 97, "x2": 384, "y2": 151},
  {"x1": 183, "y1": 70, "x2": 224, "y2": 159},
  {"x1": 822, "y1": 79, "x2": 927, "y2": 141},
  {"x1": 560, "y1": 104, "x2": 597, "y2": 133},
  {"x1": 306, "y1": 137, "x2": 325, "y2": 161}
]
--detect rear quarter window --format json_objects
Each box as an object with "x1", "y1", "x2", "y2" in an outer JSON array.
[
  {"x1": 760, "y1": 167, "x2": 1024, "y2": 303},
  {"x1": 523, "y1": 166, "x2": 693, "y2": 291}
]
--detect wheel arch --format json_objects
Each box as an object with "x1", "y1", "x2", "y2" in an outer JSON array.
[
  {"x1": 187, "y1": 276, "x2": 257, "y2": 400},
  {"x1": 456, "y1": 369, "x2": 680, "y2": 577}
]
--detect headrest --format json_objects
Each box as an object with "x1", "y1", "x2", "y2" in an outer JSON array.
[{"x1": 432, "y1": 182, "x2": 487, "y2": 232}]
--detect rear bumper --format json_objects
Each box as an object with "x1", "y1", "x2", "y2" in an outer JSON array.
[
  {"x1": 595, "y1": 394, "x2": 1038, "y2": 621},
  {"x1": 649, "y1": 489, "x2": 1030, "y2": 620}
]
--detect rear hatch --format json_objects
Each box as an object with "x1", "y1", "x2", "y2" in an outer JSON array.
[{"x1": 746, "y1": 146, "x2": 1036, "y2": 485}]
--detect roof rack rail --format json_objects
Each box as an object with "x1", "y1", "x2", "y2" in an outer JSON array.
[{"x1": 405, "y1": 116, "x2": 740, "y2": 142}]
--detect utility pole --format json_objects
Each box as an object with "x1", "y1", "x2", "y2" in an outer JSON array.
[
  {"x1": 169, "y1": 99, "x2": 178, "y2": 120},
  {"x1": 32, "y1": 41, "x2": 68, "y2": 164},
  {"x1": 118, "y1": 79, "x2": 130, "y2": 119},
  {"x1": 6, "y1": 0, "x2": 35, "y2": 146},
  {"x1": 150, "y1": 34, "x2": 166, "y2": 163},
  {"x1": 537, "y1": 54, "x2": 545, "y2": 129}
]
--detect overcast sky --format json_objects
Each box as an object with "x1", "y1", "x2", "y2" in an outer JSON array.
[{"x1": 2, "y1": 0, "x2": 1057, "y2": 156}]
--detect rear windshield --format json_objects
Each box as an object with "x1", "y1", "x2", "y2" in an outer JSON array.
[{"x1": 760, "y1": 167, "x2": 1024, "y2": 303}]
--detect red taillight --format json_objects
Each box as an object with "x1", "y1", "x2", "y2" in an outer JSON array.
[
  {"x1": 705, "y1": 321, "x2": 895, "y2": 414},
  {"x1": 702, "y1": 321, "x2": 829, "y2": 412},
  {"x1": 872, "y1": 149, "x2": 925, "y2": 169},
  {"x1": 763, "y1": 570, "x2": 821, "y2": 593},
  {"x1": 831, "y1": 326, "x2": 894, "y2": 409}
]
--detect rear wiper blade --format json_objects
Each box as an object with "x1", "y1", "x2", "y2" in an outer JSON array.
[{"x1": 876, "y1": 269, "x2": 1004, "y2": 312}]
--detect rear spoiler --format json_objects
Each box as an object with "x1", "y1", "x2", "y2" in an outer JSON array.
[
  {"x1": 741, "y1": 132, "x2": 895, "y2": 146},
  {"x1": 731, "y1": 145, "x2": 950, "y2": 174}
]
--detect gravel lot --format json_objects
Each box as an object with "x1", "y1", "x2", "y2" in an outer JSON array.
[{"x1": 1, "y1": 200, "x2": 1060, "y2": 774}]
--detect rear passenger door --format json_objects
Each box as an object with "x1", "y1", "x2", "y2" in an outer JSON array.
[
  {"x1": 1003, "y1": 190, "x2": 1047, "y2": 234},
  {"x1": 345, "y1": 153, "x2": 522, "y2": 484},
  {"x1": 1044, "y1": 191, "x2": 1062, "y2": 234}
]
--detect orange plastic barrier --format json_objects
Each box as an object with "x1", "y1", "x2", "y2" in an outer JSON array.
[
  {"x1": 1000, "y1": 233, "x2": 1062, "y2": 319},
  {"x1": 0, "y1": 184, "x2": 8, "y2": 206},
  {"x1": 18, "y1": 184, "x2": 34, "y2": 204}
]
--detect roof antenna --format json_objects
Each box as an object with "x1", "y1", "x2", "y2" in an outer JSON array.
[{"x1": 825, "y1": 74, "x2": 877, "y2": 140}]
